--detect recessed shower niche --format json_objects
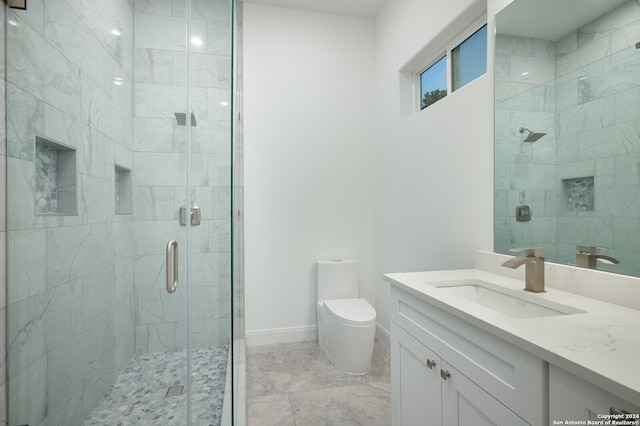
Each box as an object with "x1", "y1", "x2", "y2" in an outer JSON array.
[
  {"x1": 562, "y1": 176, "x2": 594, "y2": 212},
  {"x1": 115, "y1": 164, "x2": 132, "y2": 215},
  {"x1": 35, "y1": 136, "x2": 77, "y2": 215}
]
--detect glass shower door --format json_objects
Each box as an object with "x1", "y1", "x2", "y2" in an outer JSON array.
[
  {"x1": 132, "y1": 1, "x2": 199, "y2": 423},
  {"x1": 4, "y1": 0, "x2": 234, "y2": 424}
]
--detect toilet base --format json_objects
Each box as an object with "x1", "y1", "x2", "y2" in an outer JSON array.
[{"x1": 317, "y1": 305, "x2": 376, "y2": 375}]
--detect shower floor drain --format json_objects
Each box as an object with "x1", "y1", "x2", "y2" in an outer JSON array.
[{"x1": 166, "y1": 385, "x2": 185, "y2": 397}]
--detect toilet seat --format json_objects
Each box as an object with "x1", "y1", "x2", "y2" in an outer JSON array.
[{"x1": 322, "y1": 298, "x2": 376, "y2": 325}]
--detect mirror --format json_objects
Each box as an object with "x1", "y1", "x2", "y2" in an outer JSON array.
[{"x1": 494, "y1": 0, "x2": 640, "y2": 277}]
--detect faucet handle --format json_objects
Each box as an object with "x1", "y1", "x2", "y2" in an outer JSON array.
[
  {"x1": 577, "y1": 245, "x2": 597, "y2": 254},
  {"x1": 577, "y1": 245, "x2": 609, "y2": 254},
  {"x1": 509, "y1": 247, "x2": 544, "y2": 257}
]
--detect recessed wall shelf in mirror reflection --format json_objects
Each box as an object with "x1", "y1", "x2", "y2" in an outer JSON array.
[
  {"x1": 115, "y1": 164, "x2": 132, "y2": 215},
  {"x1": 35, "y1": 136, "x2": 77, "y2": 215},
  {"x1": 562, "y1": 177, "x2": 594, "y2": 212},
  {"x1": 495, "y1": 0, "x2": 640, "y2": 277}
]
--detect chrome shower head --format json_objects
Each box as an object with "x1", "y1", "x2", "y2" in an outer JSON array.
[{"x1": 519, "y1": 127, "x2": 546, "y2": 143}]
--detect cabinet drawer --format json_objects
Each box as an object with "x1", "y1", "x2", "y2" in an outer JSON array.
[{"x1": 391, "y1": 286, "x2": 545, "y2": 425}]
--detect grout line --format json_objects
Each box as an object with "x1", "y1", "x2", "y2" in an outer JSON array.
[{"x1": 287, "y1": 392, "x2": 297, "y2": 426}]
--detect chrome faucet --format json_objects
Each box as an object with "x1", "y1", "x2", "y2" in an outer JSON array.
[
  {"x1": 576, "y1": 245, "x2": 620, "y2": 269},
  {"x1": 501, "y1": 247, "x2": 545, "y2": 293}
]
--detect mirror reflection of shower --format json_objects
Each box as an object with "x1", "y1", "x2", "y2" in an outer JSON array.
[{"x1": 519, "y1": 127, "x2": 546, "y2": 142}]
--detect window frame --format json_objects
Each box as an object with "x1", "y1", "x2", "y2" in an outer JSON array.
[{"x1": 415, "y1": 16, "x2": 487, "y2": 112}]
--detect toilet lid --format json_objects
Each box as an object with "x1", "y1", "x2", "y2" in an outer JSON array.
[{"x1": 323, "y1": 298, "x2": 376, "y2": 325}]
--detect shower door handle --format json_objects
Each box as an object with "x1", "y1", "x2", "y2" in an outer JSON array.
[{"x1": 166, "y1": 240, "x2": 178, "y2": 294}]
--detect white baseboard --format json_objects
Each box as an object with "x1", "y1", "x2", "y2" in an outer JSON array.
[
  {"x1": 245, "y1": 325, "x2": 318, "y2": 347},
  {"x1": 246, "y1": 322, "x2": 390, "y2": 348}
]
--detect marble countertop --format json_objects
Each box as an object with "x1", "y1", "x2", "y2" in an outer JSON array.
[{"x1": 384, "y1": 269, "x2": 640, "y2": 407}]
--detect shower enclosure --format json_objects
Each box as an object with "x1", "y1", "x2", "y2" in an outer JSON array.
[{"x1": 3, "y1": 0, "x2": 242, "y2": 424}]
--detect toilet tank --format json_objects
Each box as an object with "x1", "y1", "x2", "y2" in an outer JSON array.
[{"x1": 317, "y1": 260, "x2": 359, "y2": 301}]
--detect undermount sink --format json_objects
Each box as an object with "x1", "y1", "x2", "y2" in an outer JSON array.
[{"x1": 431, "y1": 279, "x2": 585, "y2": 319}]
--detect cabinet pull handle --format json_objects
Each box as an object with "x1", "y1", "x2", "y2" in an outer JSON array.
[
  {"x1": 440, "y1": 369, "x2": 451, "y2": 381},
  {"x1": 426, "y1": 359, "x2": 436, "y2": 369},
  {"x1": 611, "y1": 407, "x2": 631, "y2": 415}
]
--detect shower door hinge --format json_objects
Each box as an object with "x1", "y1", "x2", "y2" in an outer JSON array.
[
  {"x1": 5, "y1": 0, "x2": 27, "y2": 10},
  {"x1": 180, "y1": 205, "x2": 201, "y2": 226}
]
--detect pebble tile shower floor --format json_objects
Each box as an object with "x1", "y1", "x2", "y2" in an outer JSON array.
[{"x1": 84, "y1": 346, "x2": 228, "y2": 426}]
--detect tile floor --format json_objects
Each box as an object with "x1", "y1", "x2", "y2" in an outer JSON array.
[{"x1": 246, "y1": 339, "x2": 391, "y2": 425}]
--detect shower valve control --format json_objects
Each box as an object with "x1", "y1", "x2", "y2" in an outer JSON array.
[
  {"x1": 180, "y1": 205, "x2": 201, "y2": 226},
  {"x1": 516, "y1": 205, "x2": 531, "y2": 222}
]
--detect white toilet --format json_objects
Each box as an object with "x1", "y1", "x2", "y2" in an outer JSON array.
[{"x1": 317, "y1": 259, "x2": 377, "y2": 375}]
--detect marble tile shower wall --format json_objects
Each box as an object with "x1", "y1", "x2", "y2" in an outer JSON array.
[
  {"x1": 4, "y1": 0, "x2": 136, "y2": 425},
  {"x1": 495, "y1": 0, "x2": 640, "y2": 276},
  {"x1": 132, "y1": 0, "x2": 233, "y2": 353}
]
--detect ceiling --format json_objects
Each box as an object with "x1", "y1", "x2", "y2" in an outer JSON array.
[
  {"x1": 496, "y1": 0, "x2": 630, "y2": 41},
  {"x1": 240, "y1": 0, "x2": 632, "y2": 39},
  {"x1": 240, "y1": 0, "x2": 387, "y2": 19}
]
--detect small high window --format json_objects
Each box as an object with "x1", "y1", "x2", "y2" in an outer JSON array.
[
  {"x1": 420, "y1": 56, "x2": 447, "y2": 109},
  {"x1": 452, "y1": 25, "x2": 487, "y2": 91},
  {"x1": 418, "y1": 23, "x2": 487, "y2": 111}
]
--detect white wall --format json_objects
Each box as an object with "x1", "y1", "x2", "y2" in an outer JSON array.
[
  {"x1": 243, "y1": 0, "x2": 519, "y2": 345},
  {"x1": 373, "y1": 0, "x2": 495, "y2": 335},
  {"x1": 244, "y1": 4, "x2": 376, "y2": 344}
]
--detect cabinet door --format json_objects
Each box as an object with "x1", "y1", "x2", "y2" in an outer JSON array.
[
  {"x1": 392, "y1": 325, "x2": 442, "y2": 426},
  {"x1": 549, "y1": 365, "x2": 640, "y2": 423},
  {"x1": 441, "y1": 361, "x2": 529, "y2": 426}
]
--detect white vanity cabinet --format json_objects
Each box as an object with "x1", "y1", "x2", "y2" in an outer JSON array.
[
  {"x1": 391, "y1": 286, "x2": 546, "y2": 426},
  {"x1": 393, "y1": 325, "x2": 529, "y2": 425},
  {"x1": 549, "y1": 365, "x2": 640, "y2": 423}
]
